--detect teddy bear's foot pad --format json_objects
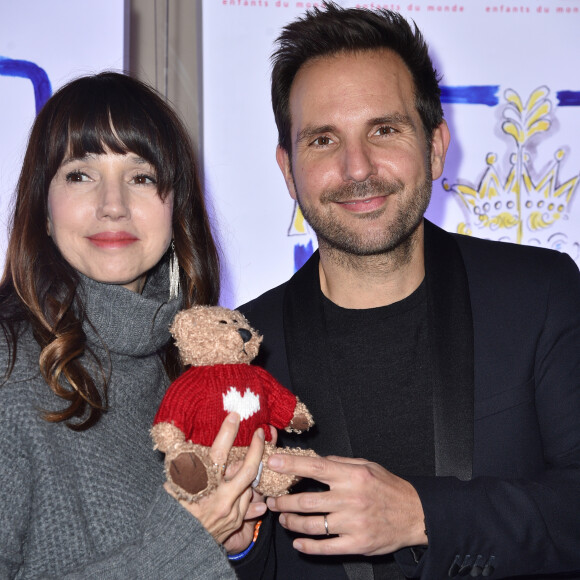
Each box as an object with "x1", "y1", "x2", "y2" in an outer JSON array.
[{"x1": 169, "y1": 452, "x2": 209, "y2": 495}]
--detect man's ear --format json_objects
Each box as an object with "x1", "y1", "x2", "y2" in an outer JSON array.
[
  {"x1": 276, "y1": 145, "x2": 297, "y2": 201},
  {"x1": 430, "y1": 120, "x2": 450, "y2": 181}
]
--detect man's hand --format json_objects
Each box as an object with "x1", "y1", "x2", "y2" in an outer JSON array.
[{"x1": 266, "y1": 454, "x2": 427, "y2": 556}]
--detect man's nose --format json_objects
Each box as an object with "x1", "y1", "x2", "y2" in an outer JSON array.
[{"x1": 341, "y1": 140, "x2": 377, "y2": 183}]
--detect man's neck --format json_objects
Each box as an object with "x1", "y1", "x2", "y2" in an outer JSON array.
[{"x1": 318, "y1": 223, "x2": 425, "y2": 309}]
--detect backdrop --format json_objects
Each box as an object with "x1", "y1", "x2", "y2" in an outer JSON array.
[
  {"x1": 202, "y1": 0, "x2": 580, "y2": 307},
  {"x1": 0, "y1": 0, "x2": 125, "y2": 270}
]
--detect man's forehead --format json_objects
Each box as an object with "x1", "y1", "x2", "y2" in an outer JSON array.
[
  {"x1": 293, "y1": 48, "x2": 410, "y2": 86},
  {"x1": 288, "y1": 49, "x2": 416, "y2": 130}
]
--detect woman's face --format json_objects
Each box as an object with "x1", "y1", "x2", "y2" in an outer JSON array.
[{"x1": 47, "y1": 151, "x2": 173, "y2": 293}]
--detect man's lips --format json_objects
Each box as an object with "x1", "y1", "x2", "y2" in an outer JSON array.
[
  {"x1": 335, "y1": 195, "x2": 387, "y2": 213},
  {"x1": 86, "y1": 231, "x2": 139, "y2": 248}
]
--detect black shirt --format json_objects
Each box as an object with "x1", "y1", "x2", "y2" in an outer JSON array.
[
  {"x1": 321, "y1": 280, "x2": 434, "y2": 579},
  {"x1": 322, "y1": 279, "x2": 435, "y2": 478}
]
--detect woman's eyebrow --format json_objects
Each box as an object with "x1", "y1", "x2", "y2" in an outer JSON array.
[
  {"x1": 127, "y1": 155, "x2": 150, "y2": 165},
  {"x1": 60, "y1": 153, "x2": 96, "y2": 166}
]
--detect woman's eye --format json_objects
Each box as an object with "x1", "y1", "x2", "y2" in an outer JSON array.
[
  {"x1": 132, "y1": 174, "x2": 157, "y2": 185},
  {"x1": 65, "y1": 171, "x2": 89, "y2": 183}
]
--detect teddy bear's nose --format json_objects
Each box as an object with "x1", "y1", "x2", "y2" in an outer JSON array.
[{"x1": 238, "y1": 328, "x2": 252, "y2": 343}]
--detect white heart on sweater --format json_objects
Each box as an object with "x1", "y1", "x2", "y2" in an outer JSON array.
[{"x1": 222, "y1": 386, "x2": 260, "y2": 421}]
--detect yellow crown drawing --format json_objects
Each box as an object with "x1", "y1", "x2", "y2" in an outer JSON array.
[{"x1": 444, "y1": 86, "x2": 579, "y2": 249}]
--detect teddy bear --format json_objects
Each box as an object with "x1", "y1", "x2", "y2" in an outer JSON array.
[{"x1": 151, "y1": 305, "x2": 316, "y2": 502}]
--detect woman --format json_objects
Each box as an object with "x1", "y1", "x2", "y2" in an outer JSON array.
[{"x1": 0, "y1": 72, "x2": 265, "y2": 578}]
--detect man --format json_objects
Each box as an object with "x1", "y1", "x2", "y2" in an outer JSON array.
[{"x1": 238, "y1": 3, "x2": 580, "y2": 579}]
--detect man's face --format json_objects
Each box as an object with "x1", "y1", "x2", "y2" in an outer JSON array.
[{"x1": 276, "y1": 49, "x2": 449, "y2": 257}]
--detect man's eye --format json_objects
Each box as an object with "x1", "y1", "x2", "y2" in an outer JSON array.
[
  {"x1": 65, "y1": 171, "x2": 89, "y2": 183},
  {"x1": 312, "y1": 136, "x2": 333, "y2": 146},
  {"x1": 132, "y1": 174, "x2": 157, "y2": 185},
  {"x1": 375, "y1": 126, "x2": 395, "y2": 136}
]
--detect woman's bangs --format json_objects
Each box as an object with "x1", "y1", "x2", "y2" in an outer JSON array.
[
  {"x1": 64, "y1": 105, "x2": 128, "y2": 160},
  {"x1": 46, "y1": 74, "x2": 179, "y2": 197},
  {"x1": 106, "y1": 97, "x2": 176, "y2": 196}
]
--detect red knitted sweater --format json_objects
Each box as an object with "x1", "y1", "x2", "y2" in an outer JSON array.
[{"x1": 153, "y1": 364, "x2": 297, "y2": 446}]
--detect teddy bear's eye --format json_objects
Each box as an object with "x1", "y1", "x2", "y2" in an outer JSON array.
[
  {"x1": 232, "y1": 319, "x2": 238, "y2": 324},
  {"x1": 219, "y1": 320, "x2": 228, "y2": 324}
]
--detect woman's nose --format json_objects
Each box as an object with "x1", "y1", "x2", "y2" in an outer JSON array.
[{"x1": 96, "y1": 180, "x2": 130, "y2": 220}]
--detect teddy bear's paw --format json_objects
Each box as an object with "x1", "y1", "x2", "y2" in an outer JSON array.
[
  {"x1": 165, "y1": 444, "x2": 223, "y2": 502},
  {"x1": 254, "y1": 467, "x2": 298, "y2": 497},
  {"x1": 168, "y1": 451, "x2": 209, "y2": 497},
  {"x1": 286, "y1": 399, "x2": 315, "y2": 433},
  {"x1": 254, "y1": 445, "x2": 318, "y2": 496},
  {"x1": 151, "y1": 422, "x2": 186, "y2": 453}
]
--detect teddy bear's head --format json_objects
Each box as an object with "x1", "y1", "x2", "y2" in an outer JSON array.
[{"x1": 169, "y1": 306, "x2": 262, "y2": 366}]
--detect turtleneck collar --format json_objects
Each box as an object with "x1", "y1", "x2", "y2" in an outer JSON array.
[{"x1": 78, "y1": 262, "x2": 182, "y2": 358}]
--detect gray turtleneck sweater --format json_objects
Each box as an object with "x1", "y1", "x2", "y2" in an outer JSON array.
[{"x1": 0, "y1": 268, "x2": 236, "y2": 579}]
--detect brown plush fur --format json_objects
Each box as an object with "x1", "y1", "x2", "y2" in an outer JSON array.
[
  {"x1": 160, "y1": 439, "x2": 317, "y2": 501},
  {"x1": 170, "y1": 306, "x2": 262, "y2": 366},
  {"x1": 152, "y1": 306, "x2": 316, "y2": 501}
]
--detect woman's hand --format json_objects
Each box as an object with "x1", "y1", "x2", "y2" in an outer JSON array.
[
  {"x1": 165, "y1": 412, "x2": 267, "y2": 546},
  {"x1": 221, "y1": 425, "x2": 278, "y2": 554}
]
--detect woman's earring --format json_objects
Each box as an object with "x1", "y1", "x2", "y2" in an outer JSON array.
[{"x1": 169, "y1": 240, "x2": 180, "y2": 300}]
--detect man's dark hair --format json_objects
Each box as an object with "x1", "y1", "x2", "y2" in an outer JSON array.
[{"x1": 271, "y1": 1, "x2": 443, "y2": 153}]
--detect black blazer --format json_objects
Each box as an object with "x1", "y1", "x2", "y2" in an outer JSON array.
[{"x1": 239, "y1": 220, "x2": 580, "y2": 579}]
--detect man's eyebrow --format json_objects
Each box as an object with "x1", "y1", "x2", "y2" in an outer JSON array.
[
  {"x1": 296, "y1": 125, "x2": 336, "y2": 144},
  {"x1": 369, "y1": 113, "x2": 414, "y2": 128}
]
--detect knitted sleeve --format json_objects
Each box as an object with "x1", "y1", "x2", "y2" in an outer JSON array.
[
  {"x1": 1, "y1": 441, "x2": 236, "y2": 578},
  {"x1": 0, "y1": 360, "x2": 236, "y2": 578},
  {"x1": 255, "y1": 366, "x2": 297, "y2": 429},
  {"x1": 0, "y1": 417, "x2": 32, "y2": 578},
  {"x1": 62, "y1": 488, "x2": 236, "y2": 580}
]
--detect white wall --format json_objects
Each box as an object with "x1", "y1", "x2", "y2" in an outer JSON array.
[{"x1": 0, "y1": 0, "x2": 125, "y2": 272}]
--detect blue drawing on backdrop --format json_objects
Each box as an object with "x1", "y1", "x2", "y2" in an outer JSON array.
[
  {"x1": 0, "y1": 57, "x2": 52, "y2": 113},
  {"x1": 294, "y1": 240, "x2": 313, "y2": 272},
  {"x1": 441, "y1": 85, "x2": 499, "y2": 106},
  {"x1": 556, "y1": 91, "x2": 580, "y2": 106}
]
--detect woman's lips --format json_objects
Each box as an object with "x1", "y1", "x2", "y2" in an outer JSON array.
[{"x1": 86, "y1": 231, "x2": 139, "y2": 248}]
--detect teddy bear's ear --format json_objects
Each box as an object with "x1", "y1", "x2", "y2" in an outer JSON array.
[
  {"x1": 169, "y1": 308, "x2": 204, "y2": 346},
  {"x1": 169, "y1": 310, "x2": 189, "y2": 338}
]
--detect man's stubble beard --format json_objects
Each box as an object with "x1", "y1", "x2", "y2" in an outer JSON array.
[{"x1": 292, "y1": 170, "x2": 433, "y2": 266}]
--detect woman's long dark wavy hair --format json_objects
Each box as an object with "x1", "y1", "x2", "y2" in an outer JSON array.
[{"x1": 0, "y1": 72, "x2": 220, "y2": 430}]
